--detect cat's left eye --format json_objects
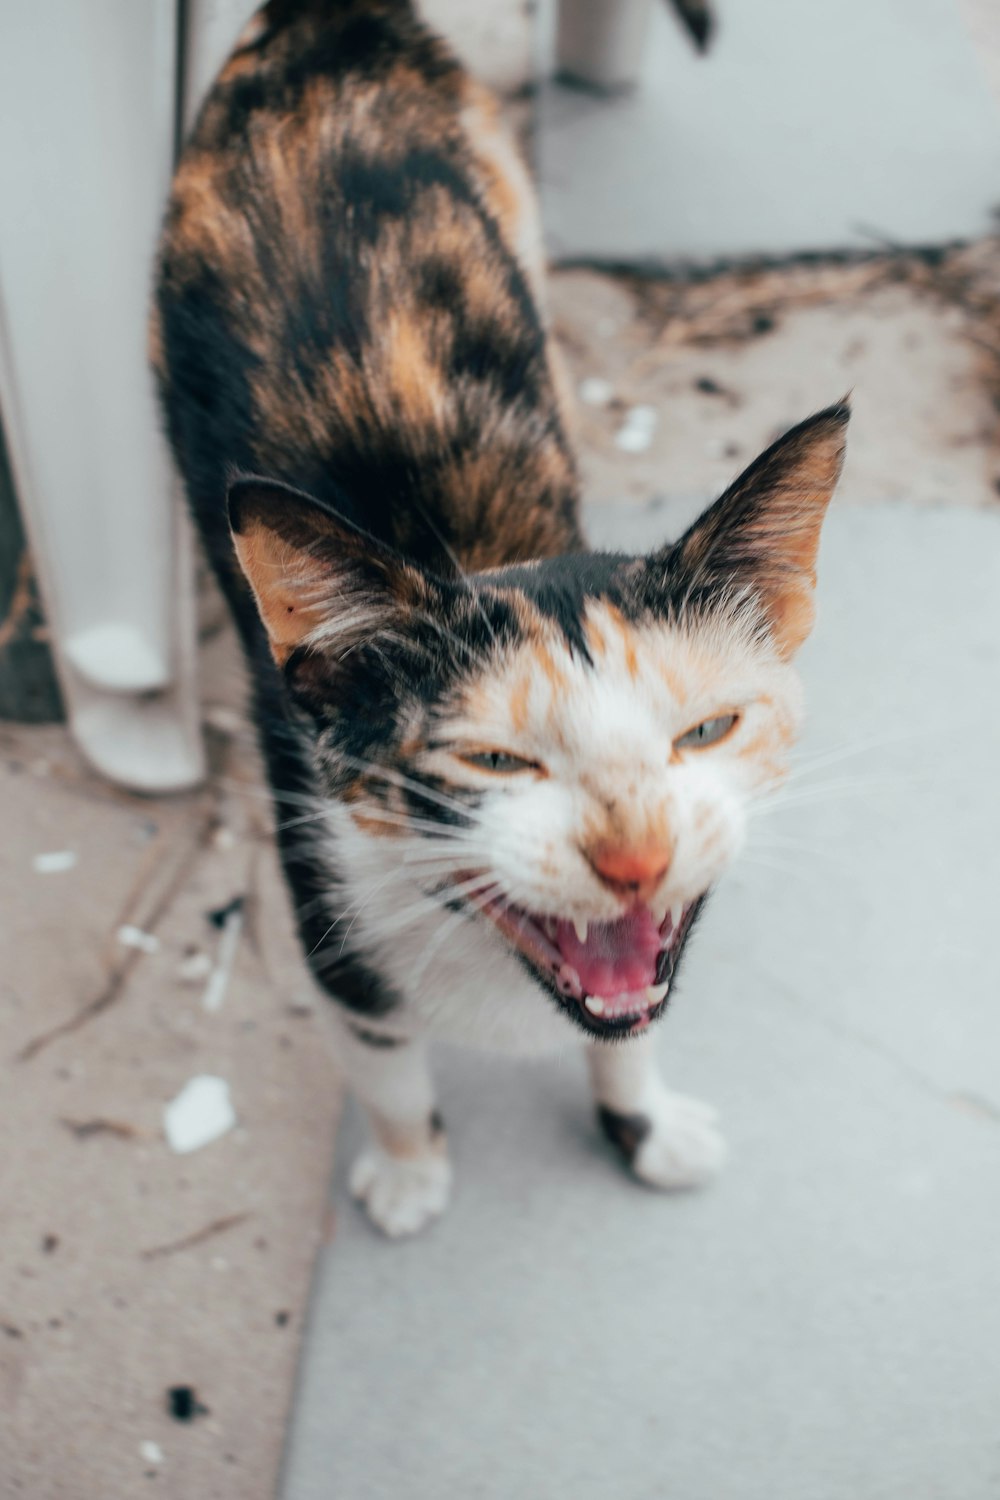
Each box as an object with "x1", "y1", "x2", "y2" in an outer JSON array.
[
  {"x1": 458, "y1": 750, "x2": 540, "y2": 775},
  {"x1": 673, "y1": 713, "x2": 739, "y2": 751}
]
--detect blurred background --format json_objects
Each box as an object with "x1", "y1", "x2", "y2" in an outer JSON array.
[{"x1": 2, "y1": 3, "x2": 999, "y2": 1497}]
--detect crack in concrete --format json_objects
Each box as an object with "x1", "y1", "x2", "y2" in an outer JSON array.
[{"x1": 765, "y1": 975, "x2": 1000, "y2": 1125}]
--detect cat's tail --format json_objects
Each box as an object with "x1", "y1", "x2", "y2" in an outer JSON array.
[
  {"x1": 265, "y1": 0, "x2": 415, "y2": 17},
  {"x1": 664, "y1": 0, "x2": 715, "y2": 53}
]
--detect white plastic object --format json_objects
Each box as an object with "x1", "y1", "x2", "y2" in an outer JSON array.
[{"x1": 0, "y1": 1, "x2": 204, "y2": 792}]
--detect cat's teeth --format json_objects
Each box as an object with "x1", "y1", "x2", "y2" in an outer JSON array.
[
  {"x1": 573, "y1": 916, "x2": 589, "y2": 944},
  {"x1": 584, "y1": 995, "x2": 605, "y2": 1017},
  {"x1": 669, "y1": 901, "x2": 685, "y2": 936},
  {"x1": 646, "y1": 981, "x2": 669, "y2": 1004},
  {"x1": 651, "y1": 896, "x2": 671, "y2": 929}
]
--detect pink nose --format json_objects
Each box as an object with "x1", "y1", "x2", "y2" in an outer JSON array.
[{"x1": 587, "y1": 842, "x2": 672, "y2": 901}]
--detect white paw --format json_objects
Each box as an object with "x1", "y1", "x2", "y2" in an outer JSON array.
[
  {"x1": 349, "y1": 1144, "x2": 452, "y2": 1238},
  {"x1": 631, "y1": 1090, "x2": 728, "y2": 1191}
]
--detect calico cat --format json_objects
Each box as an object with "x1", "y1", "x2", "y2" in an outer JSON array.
[{"x1": 153, "y1": 0, "x2": 847, "y2": 1236}]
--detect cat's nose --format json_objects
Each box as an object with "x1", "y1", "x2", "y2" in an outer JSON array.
[{"x1": 587, "y1": 841, "x2": 672, "y2": 902}]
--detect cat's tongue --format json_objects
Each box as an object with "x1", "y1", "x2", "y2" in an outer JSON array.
[{"x1": 553, "y1": 908, "x2": 661, "y2": 998}]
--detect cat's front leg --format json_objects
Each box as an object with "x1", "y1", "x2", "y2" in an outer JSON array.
[
  {"x1": 587, "y1": 1031, "x2": 727, "y2": 1190},
  {"x1": 331, "y1": 1019, "x2": 451, "y2": 1238}
]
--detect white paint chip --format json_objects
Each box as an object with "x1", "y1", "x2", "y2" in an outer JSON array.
[
  {"x1": 163, "y1": 1075, "x2": 235, "y2": 1155},
  {"x1": 118, "y1": 925, "x2": 160, "y2": 954},
  {"x1": 33, "y1": 850, "x2": 77, "y2": 874},
  {"x1": 140, "y1": 1441, "x2": 163, "y2": 1466}
]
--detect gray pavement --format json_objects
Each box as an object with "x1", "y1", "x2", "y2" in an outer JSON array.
[
  {"x1": 539, "y1": 0, "x2": 1000, "y2": 262},
  {"x1": 280, "y1": 500, "x2": 1000, "y2": 1500}
]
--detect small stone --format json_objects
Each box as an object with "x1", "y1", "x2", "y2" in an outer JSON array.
[
  {"x1": 139, "y1": 1441, "x2": 163, "y2": 1466},
  {"x1": 615, "y1": 423, "x2": 654, "y2": 454},
  {"x1": 578, "y1": 376, "x2": 614, "y2": 407},
  {"x1": 614, "y1": 404, "x2": 659, "y2": 453}
]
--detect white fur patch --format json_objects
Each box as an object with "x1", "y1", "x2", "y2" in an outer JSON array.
[
  {"x1": 631, "y1": 1087, "x2": 728, "y2": 1190},
  {"x1": 349, "y1": 1144, "x2": 453, "y2": 1238}
]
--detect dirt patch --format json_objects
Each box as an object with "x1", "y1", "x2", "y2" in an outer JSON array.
[{"x1": 549, "y1": 242, "x2": 1000, "y2": 517}]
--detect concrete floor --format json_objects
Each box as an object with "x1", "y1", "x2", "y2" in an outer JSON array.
[
  {"x1": 281, "y1": 499, "x2": 1000, "y2": 1500},
  {"x1": 539, "y1": 0, "x2": 1000, "y2": 261}
]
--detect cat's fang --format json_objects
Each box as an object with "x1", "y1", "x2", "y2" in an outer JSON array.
[
  {"x1": 573, "y1": 916, "x2": 589, "y2": 944},
  {"x1": 646, "y1": 981, "x2": 669, "y2": 1004},
  {"x1": 651, "y1": 896, "x2": 671, "y2": 930},
  {"x1": 584, "y1": 995, "x2": 606, "y2": 1017}
]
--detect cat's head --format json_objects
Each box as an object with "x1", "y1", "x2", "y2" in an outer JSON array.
[{"x1": 229, "y1": 404, "x2": 847, "y2": 1038}]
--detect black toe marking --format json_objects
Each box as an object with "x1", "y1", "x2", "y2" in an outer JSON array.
[
  {"x1": 597, "y1": 1105, "x2": 651, "y2": 1164},
  {"x1": 348, "y1": 1022, "x2": 406, "y2": 1048}
]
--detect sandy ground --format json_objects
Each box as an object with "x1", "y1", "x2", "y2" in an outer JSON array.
[
  {"x1": 549, "y1": 260, "x2": 1000, "y2": 513},
  {"x1": 2, "y1": 255, "x2": 998, "y2": 1498}
]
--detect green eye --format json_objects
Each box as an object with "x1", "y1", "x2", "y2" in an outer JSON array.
[
  {"x1": 459, "y1": 750, "x2": 540, "y2": 775},
  {"x1": 674, "y1": 713, "x2": 739, "y2": 751}
]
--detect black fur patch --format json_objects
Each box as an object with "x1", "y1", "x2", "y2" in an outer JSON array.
[
  {"x1": 598, "y1": 1106, "x2": 651, "y2": 1164},
  {"x1": 485, "y1": 552, "x2": 631, "y2": 658},
  {"x1": 250, "y1": 656, "x2": 403, "y2": 1018}
]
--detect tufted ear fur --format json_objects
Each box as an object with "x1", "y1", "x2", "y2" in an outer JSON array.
[
  {"x1": 227, "y1": 476, "x2": 432, "y2": 668},
  {"x1": 661, "y1": 403, "x2": 849, "y2": 658}
]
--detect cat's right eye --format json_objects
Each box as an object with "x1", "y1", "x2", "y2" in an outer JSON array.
[{"x1": 673, "y1": 713, "x2": 739, "y2": 751}]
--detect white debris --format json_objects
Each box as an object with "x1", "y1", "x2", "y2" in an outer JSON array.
[
  {"x1": 614, "y1": 404, "x2": 659, "y2": 453},
  {"x1": 578, "y1": 375, "x2": 614, "y2": 407},
  {"x1": 176, "y1": 949, "x2": 213, "y2": 985},
  {"x1": 163, "y1": 1075, "x2": 235, "y2": 1154},
  {"x1": 33, "y1": 850, "x2": 77, "y2": 874},
  {"x1": 140, "y1": 1441, "x2": 163, "y2": 1466},
  {"x1": 203, "y1": 703, "x2": 244, "y2": 736},
  {"x1": 615, "y1": 426, "x2": 654, "y2": 454},
  {"x1": 117, "y1": 925, "x2": 160, "y2": 954},
  {"x1": 202, "y1": 900, "x2": 245, "y2": 1014}
]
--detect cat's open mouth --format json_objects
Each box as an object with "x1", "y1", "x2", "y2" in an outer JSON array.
[{"x1": 477, "y1": 895, "x2": 702, "y2": 1038}]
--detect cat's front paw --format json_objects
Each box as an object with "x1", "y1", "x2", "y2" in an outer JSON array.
[
  {"x1": 599, "y1": 1089, "x2": 727, "y2": 1191},
  {"x1": 349, "y1": 1144, "x2": 452, "y2": 1238}
]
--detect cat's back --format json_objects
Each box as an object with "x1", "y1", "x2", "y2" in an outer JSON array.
[{"x1": 154, "y1": 0, "x2": 578, "y2": 573}]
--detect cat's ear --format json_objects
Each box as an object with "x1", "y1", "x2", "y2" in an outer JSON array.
[
  {"x1": 661, "y1": 402, "x2": 849, "y2": 658},
  {"x1": 227, "y1": 476, "x2": 426, "y2": 668}
]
